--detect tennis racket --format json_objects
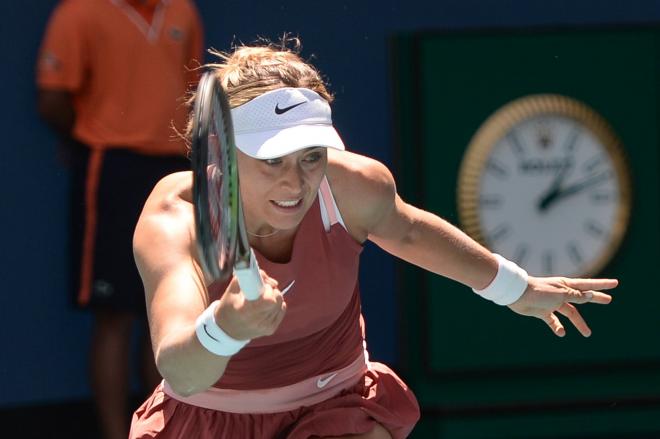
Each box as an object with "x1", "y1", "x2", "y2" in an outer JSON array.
[{"x1": 191, "y1": 71, "x2": 264, "y2": 300}]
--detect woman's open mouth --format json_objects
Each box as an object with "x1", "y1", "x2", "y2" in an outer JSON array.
[{"x1": 270, "y1": 198, "x2": 303, "y2": 212}]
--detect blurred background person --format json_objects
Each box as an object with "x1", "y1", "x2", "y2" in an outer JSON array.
[{"x1": 35, "y1": 1, "x2": 203, "y2": 438}]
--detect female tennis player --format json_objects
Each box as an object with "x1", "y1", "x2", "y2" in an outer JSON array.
[{"x1": 129, "y1": 40, "x2": 617, "y2": 439}]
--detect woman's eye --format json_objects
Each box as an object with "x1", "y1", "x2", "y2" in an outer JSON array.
[
  {"x1": 264, "y1": 158, "x2": 282, "y2": 166},
  {"x1": 304, "y1": 152, "x2": 322, "y2": 163}
]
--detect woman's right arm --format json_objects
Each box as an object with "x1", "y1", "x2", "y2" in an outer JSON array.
[
  {"x1": 133, "y1": 173, "x2": 286, "y2": 396},
  {"x1": 133, "y1": 174, "x2": 233, "y2": 396}
]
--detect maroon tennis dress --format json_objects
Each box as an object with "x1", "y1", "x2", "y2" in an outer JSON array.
[{"x1": 129, "y1": 177, "x2": 420, "y2": 438}]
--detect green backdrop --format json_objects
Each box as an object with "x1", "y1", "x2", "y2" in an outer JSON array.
[{"x1": 392, "y1": 28, "x2": 660, "y2": 438}]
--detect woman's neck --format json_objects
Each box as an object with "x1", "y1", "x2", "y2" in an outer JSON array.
[{"x1": 249, "y1": 227, "x2": 299, "y2": 264}]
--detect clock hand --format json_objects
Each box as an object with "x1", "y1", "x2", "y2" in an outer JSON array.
[
  {"x1": 537, "y1": 130, "x2": 580, "y2": 212},
  {"x1": 537, "y1": 157, "x2": 573, "y2": 211},
  {"x1": 540, "y1": 171, "x2": 611, "y2": 211},
  {"x1": 538, "y1": 184, "x2": 561, "y2": 211},
  {"x1": 552, "y1": 171, "x2": 612, "y2": 202}
]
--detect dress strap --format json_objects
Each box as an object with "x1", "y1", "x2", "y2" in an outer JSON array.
[{"x1": 318, "y1": 176, "x2": 346, "y2": 232}]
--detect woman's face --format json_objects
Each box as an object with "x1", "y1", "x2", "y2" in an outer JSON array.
[{"x1": 237, "y1": 147, "x2": 328, "y2": 235}]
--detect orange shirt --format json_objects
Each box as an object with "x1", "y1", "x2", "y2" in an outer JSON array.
[{"x1": 36, "y1": 0, "x2": 204, "y2": 155}]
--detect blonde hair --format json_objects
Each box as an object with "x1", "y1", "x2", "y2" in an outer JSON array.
[
  {"x1": 181, "y1": 38, "x2": 332, "y2": 149},
  {"x1": 207, "y1": 37, "x2": 333, "y2": 107}
]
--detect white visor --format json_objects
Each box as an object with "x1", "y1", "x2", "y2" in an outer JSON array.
[{"x1": 231, "y1": 87, "x2": 345, "y2": 159}]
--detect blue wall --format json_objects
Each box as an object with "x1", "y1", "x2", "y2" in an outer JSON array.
[{"x1": 1, "y1": 0, "x2": 659, "y2": 407}]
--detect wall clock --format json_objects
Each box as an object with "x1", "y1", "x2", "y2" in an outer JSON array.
[{"x1": 457, "y1": 94, "x2": 631, "y2": 277}]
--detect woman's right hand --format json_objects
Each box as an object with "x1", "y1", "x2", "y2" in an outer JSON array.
[{"x1": 214, "y1": 270, "x2": 287, "y2": 341}]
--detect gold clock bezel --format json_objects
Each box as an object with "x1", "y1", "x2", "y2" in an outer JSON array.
[{"x1": 457, "y1": 94, "x2": 632, "y2": 277}]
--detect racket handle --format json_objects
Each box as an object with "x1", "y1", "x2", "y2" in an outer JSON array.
[{"x1": 234, "y1": 249, "x2": 264, "y2": 301}]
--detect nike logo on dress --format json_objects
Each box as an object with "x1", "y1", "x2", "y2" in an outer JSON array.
[
  {"x1": 316, "y1": 373, "x2": 338, "y2": 388},
  {"x1": 275, "y1": 101, "x2": 305, "y2": 114},
  {"x1": 281, "y1": 280, "x2": 295, "y2": 295}
]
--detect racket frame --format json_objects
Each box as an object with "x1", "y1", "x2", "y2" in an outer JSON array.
[{"x1": 191, "y1": 72, "x2": 263, "y2": 300}]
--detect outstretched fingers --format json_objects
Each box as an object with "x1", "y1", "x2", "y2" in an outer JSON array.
[
  {"x1": 564, "y1": 278, "x2": 618, "y2": 291},
  {"x1": 561, "y1": 278, "x2": 617, "y2": 305},
  {"x1": 529, "y1": 277, "x2": 617, "y2": 337},
  {"x1": 557, "y1": 303, "x2": 592, "y2": 337},
  {"x1": 584, "y1": 291, "x2": 612, "y2": 305},
  {"x1": 543, "y1": 313, "x2": 566, "y2": 337},
  {"x1": 563, "y1": 288, "x2": 612, "y2": 305}
]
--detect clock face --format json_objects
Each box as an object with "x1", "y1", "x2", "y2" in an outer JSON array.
[{"x1": 458, "y1": 95, "x2": 631, "y2": 277}]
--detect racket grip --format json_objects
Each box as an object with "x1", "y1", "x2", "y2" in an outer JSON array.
[{"x1": 234, "y1": 249, "x2": 264, "y2": 301}]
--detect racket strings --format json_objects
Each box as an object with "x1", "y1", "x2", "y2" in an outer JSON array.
[
  {"x1": 208, "y1": 98, "x2": 235, "y2": 270},
  {"x1": 193, "y1": 72, "x2": 248, "y2": 282}
]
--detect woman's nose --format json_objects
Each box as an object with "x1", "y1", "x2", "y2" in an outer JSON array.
[{"x1": 279, "y1": 163, "x2": 304, "y2": 192}]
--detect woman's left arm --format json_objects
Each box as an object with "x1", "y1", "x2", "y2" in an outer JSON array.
[{"x1": 338, "y1": 154, "x2": 617, "y2": 337}]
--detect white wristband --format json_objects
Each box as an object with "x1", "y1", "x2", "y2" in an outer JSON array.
[
  {"x1": 195, "y1": 301, "x2": 250, "y2": 356},
  {"x1": 472, "y1": 254, "x2": 529, "y2": 306}
]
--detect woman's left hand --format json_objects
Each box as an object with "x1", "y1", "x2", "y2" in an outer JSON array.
[{"x1": 508, "y1": 277, "x2": 618, "y2": 337}]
